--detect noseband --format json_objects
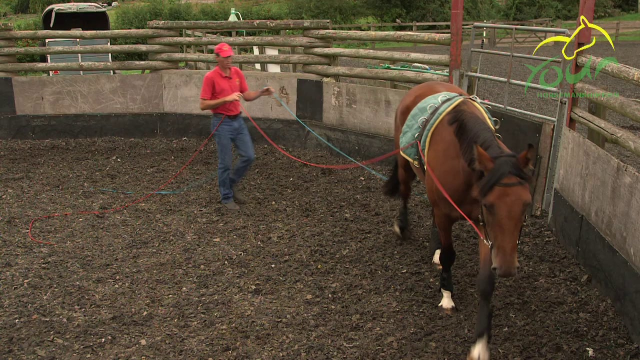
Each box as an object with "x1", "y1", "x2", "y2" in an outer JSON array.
[{"x1": 478, "y1": 206, "x2": 527, "y2": 249}]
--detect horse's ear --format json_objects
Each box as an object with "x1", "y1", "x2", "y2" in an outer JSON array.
[
  {"x1": 473, "y1": 145, "x2": 494, "y2": 173},
  {"x1": 518, "y1": 143, "x2": 536, "y2": 170}
]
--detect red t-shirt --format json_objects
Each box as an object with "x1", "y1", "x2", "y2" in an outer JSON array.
[{"x1": 200, "y1": 66, "x2": 249, "y2": 115}]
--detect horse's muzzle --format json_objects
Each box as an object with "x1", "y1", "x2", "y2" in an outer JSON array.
[{"x1": 492, "y1": 264, "x2": 518, "y2": 278}]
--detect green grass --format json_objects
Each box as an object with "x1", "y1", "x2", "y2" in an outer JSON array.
[
  {"x1": 0, "y1": 13, "x2": 40, "y2": 29},
  {"x1": 597, "y1": 12, "x2": 640, "y2": 21},
  {"x1": 561, "y1": 12, "x2": 640, "y2": 28},
  {"x1": 615, "y1": 29, "x2": 640, "y2": 41}
]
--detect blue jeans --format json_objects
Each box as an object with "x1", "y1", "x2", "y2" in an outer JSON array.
[{"x1": 211, "y1": 113, "x2": 255, "y2": 203}]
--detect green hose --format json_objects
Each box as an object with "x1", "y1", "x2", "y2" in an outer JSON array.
[{"x1": 368, "y1": 64, "x2": 449, "y2": 76}]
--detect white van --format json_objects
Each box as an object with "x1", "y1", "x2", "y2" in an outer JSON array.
[{"x1": 41, "y1": 3, "x2": 114, "y2": 76}]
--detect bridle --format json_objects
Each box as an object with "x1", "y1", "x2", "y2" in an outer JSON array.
[
  {"x1": 478, "y1": 196, "x2": 528, "y2": 249},
  {"x1": 476, "y1": 152, "x2": 529, "y2": 248}
]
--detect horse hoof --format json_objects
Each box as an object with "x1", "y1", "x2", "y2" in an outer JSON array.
[
  {"x1": 467, "y1": 335, "x2": 489, "y2": 360},
  {"x1": 438, "y1": 289, "x2": 456, "y2": 314},
  {"x1": 392, "y1": 222, "x2": 403, "y2": 238},
  {"x1": 439, "y1": 305, "x2": 457, "y2": 315},
  {"x1": 392, "y1": 221, "x2": 407, "y2": 239}
]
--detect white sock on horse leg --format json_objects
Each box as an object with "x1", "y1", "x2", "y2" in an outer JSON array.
[
  {"x1": 438, "y1": 288, "x2": 455, "y2": 310},
  {"x1": 468, "y1": 335, "x2": 489, "y2": 360},
  {"x1": 432, "y1": 249, "x2": 441, "y2": 265}
]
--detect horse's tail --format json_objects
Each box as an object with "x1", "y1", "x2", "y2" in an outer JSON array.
[{"x1": 382, "y1": 158, "x2": 400, "y2": 197}]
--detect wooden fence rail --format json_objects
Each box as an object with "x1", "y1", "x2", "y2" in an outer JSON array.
[
  {"x1": 147, "y1": 35, "x2": 330, "y2": 48},
  {"x1": 571, "y1": 108, "x2": 640, "y2": 157},
  {"x1": 148, "y1": 20, "x2": 332, "y2": 30},
  {"x1": 0, "y1": 45, "x2": 177, "y2": 56},
  {"x1": 302, "y1": 65, "x2": 449, "y2": 83},
  {"x1": 327, "y1": 18, "x2": 551, "y2": 29},
  {"x1": 330, "y1": 21, "x2": 476, "y2": 29},
  {"x1": 303, "y1": 30, "x2": 451, "y2": 46},
  {"x1": 150, "y1": 53, "x2": 331, "y2": 65},
  {"x1": 575, "y1": 83, "x2": 640, "y2": 125},
  {"x1": 577, "y1": 55, "x2": 640, "y2": 87},
  {"x1": 0, "y1": 19, "x2": 461, "y2": 88},
  {"x1": 570, "y1": 53, "x2": 640, "y2": 157},
  {"x1": 0, "y1": 29, "x2": 178, "y2": 40},
  {"x1": 0, "y1": 24, "x2": 16, "y2": 77},
  {"x1": 0, "y1": 61, "x2": 179, "y2": 72},
  {"x1": 303, "y1": 48, "x2": 450, "y2": 66}
]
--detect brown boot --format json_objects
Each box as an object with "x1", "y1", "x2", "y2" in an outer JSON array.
[
  {"x1": 232, "y1": 190, "x2": 246, "y2": 204},
  {"x1": 223, "y1": 200, "x2": 240, "y2": 210}
]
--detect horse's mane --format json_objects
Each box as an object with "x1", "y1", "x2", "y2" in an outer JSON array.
[{"x1": 447, "y1": 99, "x2": 531, "y2": 197}]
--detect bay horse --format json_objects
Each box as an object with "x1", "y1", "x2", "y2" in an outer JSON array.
[{"x1": 382, "y1": 81, "x2": 534, "y2": 360}]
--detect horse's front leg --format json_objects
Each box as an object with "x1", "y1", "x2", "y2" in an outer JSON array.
[
  {"x1": 468, "y1": 232, "x2": 495, "y2": 360},
  {"x1": 434, "y1": 215, "x2": 456, "y2": 313}
]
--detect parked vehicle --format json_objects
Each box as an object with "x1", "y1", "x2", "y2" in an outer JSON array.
[{"x1": 41, "y1": 3, "x2": 113, "y2": 76}]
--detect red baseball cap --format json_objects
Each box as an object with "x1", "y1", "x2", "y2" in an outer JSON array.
[{"x1": 215, "y1": 43, "x2": 234, "y2": 57}]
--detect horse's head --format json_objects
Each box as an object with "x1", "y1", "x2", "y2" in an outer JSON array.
[{"x1": 472, "y1": 143, "x2": 535, "y2": 278}]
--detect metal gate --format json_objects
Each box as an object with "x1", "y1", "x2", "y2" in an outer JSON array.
[{"x1": 461, "y1": 23, "x2": 572, "y2": 213}]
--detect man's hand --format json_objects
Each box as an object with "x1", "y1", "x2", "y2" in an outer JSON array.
[
  {"x1": 199, "y1": 92, "x2": 242, "y2": 111},
  {"x1": 225, "y1": 92, "x2": 243, "y2": 102},
  {"x1": 260, "y1": 87, "x2": 275, "y2": 96},
  {"x1": 240, "y1": 87, "x2": 275, "y2": 102}
]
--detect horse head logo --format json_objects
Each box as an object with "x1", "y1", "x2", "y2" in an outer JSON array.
[{"x1": 532, "y1": 16, "x2": 615, "y2": 60}]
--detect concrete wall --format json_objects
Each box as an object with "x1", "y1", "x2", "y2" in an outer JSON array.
[
  {"x1": 322, "y1": 81, "x2": 406, "y2": 137},
  {"x1": 11, "y1": 73, "x2": 165, "y2": 114},
  {"x1": 2, "y1": 70, "x2": 402, "y2": 138},
  {"x1": 550, "y1": 128, "x2": 640, "y2": 344},
  {"x1": 161, "y1": 70, "x2": 320, "y2": 121},
  {"x1": 8, "y1": 71, "x2": 324, "y2": 120},
  {"x1": 554, "y1": 128, "x2": 640, "y2": 272},
  {"x1": 2, "y1": 71, "x2": 544, "y2": 144}
]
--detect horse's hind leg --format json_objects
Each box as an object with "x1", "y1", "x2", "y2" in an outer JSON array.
[
  {"x1": 430, "y1": 208, "x2": 442, "y2": 269},
  {"x1": 393, "y1": 156, "x2": 416, "y2": 239},
  {"x1": 434, "y1": 212, "x2": 456, "y2": 313},
  {"x1": 382, "y1": 155, "x2": 416, "y2": 239}
]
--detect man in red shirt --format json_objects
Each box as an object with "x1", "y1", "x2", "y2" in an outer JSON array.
[{"x1": 200, "y1": 43, "x2": 274, "y2": 210}]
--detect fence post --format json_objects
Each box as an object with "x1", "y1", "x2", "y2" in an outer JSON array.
[
  {"x1": 587, "y1": 100, "x2": 607, "y2": 148},
  {"x1": 555, "y1": 19, "x2": 563, "y2": 29},
  {"x1": 146, "y1": 28, "x2": 182, "y2": 72},
  {"x1": 489, "y1": 29, "x2": 498, "y2": 48},
  {"x1": 449, "y1": 0, "x2": 464, "y2": 86},
  {"x1": 413, "y1": 21, "x2": 417, "y2": 47},
  {"x1": 566, "y1": 0, "x2": 595, "y2": 130},
  {"x1": 615, "y1": 21, "x2": 620, "y2": 42},
  {"x1": 259, "y1": 46, "x2": 267, "y2": 72},
  {"x1": 0, "y1": 24, "x2": 17, "y2": 77},
  {"x1": 370, "y1": 24, "x2": 376, "y2": 49}
]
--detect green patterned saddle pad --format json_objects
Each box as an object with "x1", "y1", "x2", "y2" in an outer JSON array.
[{"x1": 399, "y1": 92, "x2": 495, "y2": 168}]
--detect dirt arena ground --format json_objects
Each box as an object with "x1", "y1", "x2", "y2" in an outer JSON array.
[{"x1": 1, "y1": 136, "x2": 638, "y2": 359}]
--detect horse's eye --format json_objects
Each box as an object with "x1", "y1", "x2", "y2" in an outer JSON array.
[{"x1": 483, "y1": 203, "x2": 495, "y2": 213}]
